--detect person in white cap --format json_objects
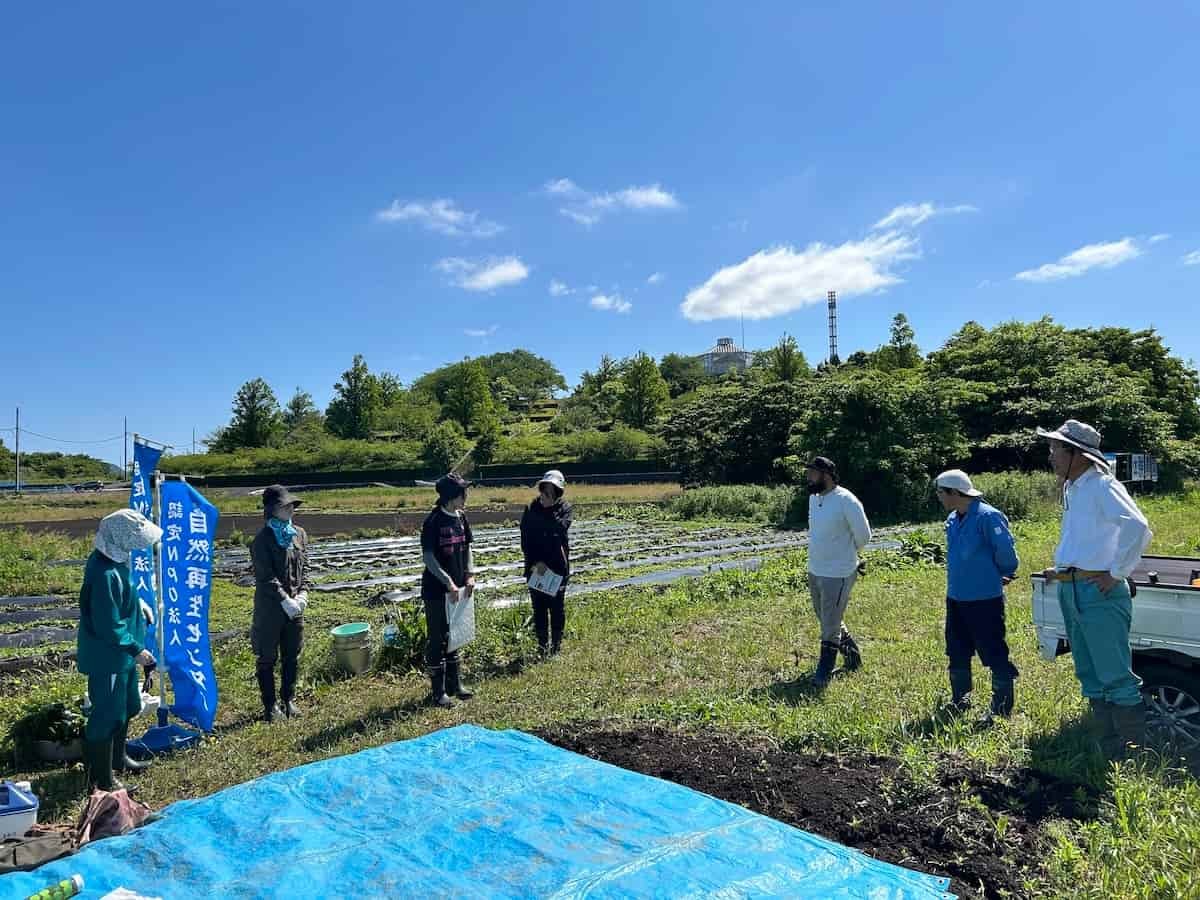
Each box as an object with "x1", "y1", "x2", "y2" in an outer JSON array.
[
  {"x1": 935, "y1": 470, "x2": 1020, "y2": 719},
  {"x1": 1037, "y1": 419, "x2": 1152, "y2": 756},
  {"x1": 520, "y1": 470, "x2": 573, "y2": 656},
  {"x1": 77, "y1": 508, "x2": 162, "y2": 791}
]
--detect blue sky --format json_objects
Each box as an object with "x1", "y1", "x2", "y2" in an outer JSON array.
[{"x1": 2, "y1": 2, "x2": 1198, "y2": 467}]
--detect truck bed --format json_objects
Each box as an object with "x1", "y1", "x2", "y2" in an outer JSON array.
[{"x1": 1031, "y1": 556, "x2": 1200, "y2": 662}]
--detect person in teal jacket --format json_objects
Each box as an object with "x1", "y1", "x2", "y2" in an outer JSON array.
[{"x1": 77, "y1": 509, "x2": 162, "y2": 791}]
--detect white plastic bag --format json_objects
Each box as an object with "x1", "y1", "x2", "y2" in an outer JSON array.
[{"x1": 445, "y1": 587, "x2": 476, "y2": 653}]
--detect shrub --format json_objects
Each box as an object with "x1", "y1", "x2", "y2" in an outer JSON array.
[
  {"x1": 669, "y1": 485, "x2": 797, "y2": 524},
  {"x1": 971, "y1": 470, "x2": 1060, "y2": 521}
]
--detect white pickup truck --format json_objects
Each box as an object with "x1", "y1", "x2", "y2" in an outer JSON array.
[{"x1": 1032, "y1": 556, "x2": 1200, "y2": 750}]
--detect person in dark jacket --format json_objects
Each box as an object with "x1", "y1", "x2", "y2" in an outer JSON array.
[
  {"x1": 421, "y1": 473, "x2": 477, "y2": 708},
  {"x1": 250, "y1": 484, "x2": 309, "y2": 723},
  {"x1": 520, "y1": 470, "x2": 573, "y2": 657},
  {"x1": 77, "y1": 509, "x2": 162, "y2": 791}
]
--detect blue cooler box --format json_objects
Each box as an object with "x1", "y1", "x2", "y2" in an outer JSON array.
[{"x1": 0, "y1": 781, "x2": 39, "y2": 840}]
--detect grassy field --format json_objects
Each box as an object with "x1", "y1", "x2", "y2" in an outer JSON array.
[
  {"x1": 0, "y1": 483, "x2": 682, "y2": 524},
  {"x1": 2, "y1": 491, "x2": 1199, "y2": 897}
]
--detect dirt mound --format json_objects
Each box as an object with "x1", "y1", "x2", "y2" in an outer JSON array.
[{"x1": 538, "y1": 724, "x2": 1096, "y2": 900}]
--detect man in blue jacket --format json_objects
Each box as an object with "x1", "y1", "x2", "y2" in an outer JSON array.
[{"x1": 936, "y1": 470, "x2": 1020, "y2": 719}]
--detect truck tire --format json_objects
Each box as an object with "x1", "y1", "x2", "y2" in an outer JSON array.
[{"x1": 1138, "y1": 662, "x2": 1200, "y2": 752}]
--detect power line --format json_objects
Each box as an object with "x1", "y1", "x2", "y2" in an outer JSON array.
[{"x1": 16, "y1": 428, "x2": 124, "y2": 444}]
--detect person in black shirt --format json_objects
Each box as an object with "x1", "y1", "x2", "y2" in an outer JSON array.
[
  {"x1": 420, "y1": 473, "x2": 476, "y2": 707},
  {"x1": 520, "y1": 470, "x2": 573, "y2": 656}
]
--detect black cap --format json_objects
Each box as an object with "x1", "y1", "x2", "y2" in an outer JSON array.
[
  {"x1": 262, "y1": 484, "x2": 302, "y2": 515},
  {"x1": 805, "y1": 457, "x2": 838, "y2": 478},
  {"x1": 435, "y1": 473, "x2": 469, "y2": 503}
]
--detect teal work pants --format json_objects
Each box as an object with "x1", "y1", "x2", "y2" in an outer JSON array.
[{"x1": 1057, "y1": 576, "x2": 1142, "y2": 706}]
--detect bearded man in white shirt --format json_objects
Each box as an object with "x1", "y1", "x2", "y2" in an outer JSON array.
[
  {"x1": 804, "y1": 456, "x2": 872, "y2": 687},
  {"x1": 1038, "y1": 419, "x2": 1152, "y2": 756}
]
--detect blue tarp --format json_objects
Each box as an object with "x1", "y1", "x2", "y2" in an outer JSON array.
[{"x1": 1, "y1": 726, "x2": 954, "y2": 899}]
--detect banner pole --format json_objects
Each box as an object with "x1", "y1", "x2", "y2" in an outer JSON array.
[{"x1": 153, "y1": 468, "x2": 168, "y2": 727}]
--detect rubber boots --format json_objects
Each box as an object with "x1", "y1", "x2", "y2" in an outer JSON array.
[
  {"x1": 256, "y1": 659, "x2": 278, "y2": 722},
  {"x1": 812, "y1": 641, "x2": 840, "y2": 688},
  {"x1": 84, "y1": 736, "x2": 120, "y2": 792},
  {"x1": 838, "y1": 632, "x2": 862, "y2": 673},
  {"x1": 989, "y1": 675, "x2": 1015, "y2": 719},
  {"x1": 1111, "y1": 700, "x2": 1148, "y2": 757},
  {"x1": 1088, "y1": 698, "x2": 1120, "y2": 757},
  {"x1": 948, "y1": 668, "x2": 973, "y2": 713},
  {"x1": 112, "y1": 721, "x2": 148, "y2": 774},
  {"x1": 429, "y1": 663, "x2": 454, "y2": 708},
  {"x1": 445, "y1": 655, "x2": 474, "y2": 701}
]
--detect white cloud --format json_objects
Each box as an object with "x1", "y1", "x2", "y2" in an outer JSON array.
[
  {"x1": 590, "y1": 293, "x2": 633, "y2": 314},
  {"x1": 464, "y1": 325, "x2": 499, "y2": 338},
  {"x1": 376, "y1": 198, "x2": 503, "y2": 238},
  {"x1": 1149, "y1": 233, "x2": 1171, "y2": 244},
  {"x1": 1014, "y1": 238, "x2": 1142, "y2": 283},
  {"x1": 1183, "y1": 250, "x2": 1200, "y2": 267},
  {"x1": 561, "y1": 208, "x2": 601, "y2": 227},
  {"x1": 436, "y1": 256, "x2": 529, "y2": 291},
  {"x1": 545, "y1": 177, "x2": 681, "y2": 226},
  {"x1": 549, "y1": 279, "x2": 573, "y2": 296},
  {"x1": 872, "y1": 202, "x2": 977, "y2": 230},
  {"x1": 647, "y1": 272, "x2": 665, "y2": 285},
  {"x1": 544, "y1": 178, "x2": 580, "y2": 196},
  {"x1": 681, "y1": 232, "x2": 919, "y2": 322}
]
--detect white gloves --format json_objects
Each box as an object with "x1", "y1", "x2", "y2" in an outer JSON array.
[
  {"x1": 281, "y1": 596, "x2": 303, "y2": 620},
  {"x1": 295, "y1": 591, "x2": 309, "y2": 611},
  {"x1": 140, "y1": 599, "x2": 155, "y2": 625}
]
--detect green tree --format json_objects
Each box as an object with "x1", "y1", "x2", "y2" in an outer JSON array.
[
  {"x1": 375, "y1": 372, "x2": 406, "y2": 410},
  {"x1": 785, "y1": 368, "x2": 976, "y2": 521},
  {"x1": 375, "y1": 389, "x2": 440, "y2": 440},
  {"x1": 616, "y1": 353, "x2": 670, "y2": 429},
  {"x1": 283, "y1": 387, "x2": 322, "y2": 431},
  {"x1": 925, "y1": 318, "x2": 1200, "y2": 473},
  {"x1": 443, "y1": 359, "x2": 496, "y2": 432},
  {"x1": 414, "y1": 350, "x2": 566, "y2": 407},
  {"x1": 422, "y1": 420, "x2": 469, "y2": 473},
  {"x1": 755, "y1": 334, "x2": 810, "y2": 382},
  {"x1": 326, "y1": 355, "x2": 382, "y2": 440},
  {"x1": 871, "y1": 313, "x2": 922, "y2": 372},
  {"x1": 472, "y1": 412, "x2": 504, "y2": 465},
  {"x1": 214, "y1": 378, "x2": 284, "y2": 450},
  {"x1": 658, "y1": 353, "x2": 709, "y2": 398},
  {"x1": 662, "y1": 379, "x2": 809, "y2": 484}
]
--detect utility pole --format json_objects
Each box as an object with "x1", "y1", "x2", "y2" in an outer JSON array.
[
  {"x1": 124, "y1": 416, "x2": 128, "y2": 479},
  {"x1": 14, "y1": 407, "x2": 20, "y2": 494},
  {"x1": 192, "y1": 427, "x2": 196, "y2": 455}
]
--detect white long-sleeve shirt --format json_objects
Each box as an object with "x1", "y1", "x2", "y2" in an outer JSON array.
[
  {"x1": 1054, "y1": 466, "x2": 1152, "y2": 579},
  {"x1": 808, "y1": 487, "x2": 872, "y2": 578}
]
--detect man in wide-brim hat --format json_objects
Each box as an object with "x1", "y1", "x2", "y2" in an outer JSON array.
[{"x1": 1037, "y1": 419, "x2": 1152, "y2": 756}]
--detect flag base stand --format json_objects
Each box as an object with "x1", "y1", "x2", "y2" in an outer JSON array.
[{"x1": 127, "y1": 708, "x2": 202, "y2": 760}]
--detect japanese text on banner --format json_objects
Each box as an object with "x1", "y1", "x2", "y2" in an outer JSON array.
[
  {"x1": 159, "y1": 481, "x2": 219, "y2": 732},
  {"x1": 128, "y1": 440, "x2": 163, "y2": 647}
]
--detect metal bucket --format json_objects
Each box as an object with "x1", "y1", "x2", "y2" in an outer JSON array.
[{"x1": 330, "y1": 622, "x2": 373, "y2": 674}]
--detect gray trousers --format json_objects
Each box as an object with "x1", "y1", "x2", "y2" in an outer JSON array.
[{"x1": 809, "y1": 573, "x2": 857, "y2": 643}]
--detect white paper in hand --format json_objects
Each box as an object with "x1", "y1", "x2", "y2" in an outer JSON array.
[
  {"x1": 528, "y1": 568, "x2": 564, "y2": 596},
  {"x1": 445, "y1": 587, "x2": 476, "y2": 652}
]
